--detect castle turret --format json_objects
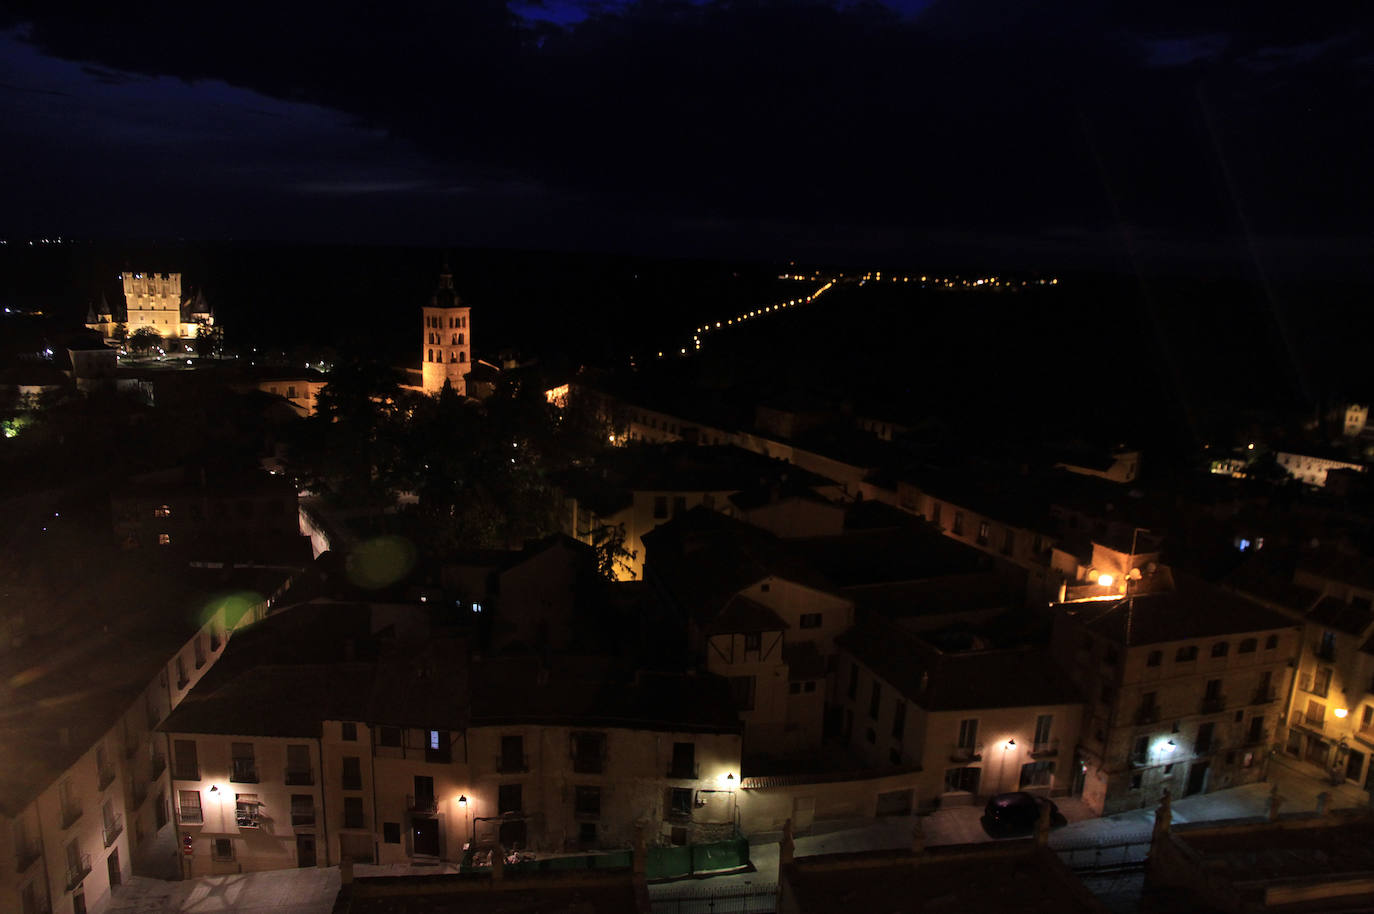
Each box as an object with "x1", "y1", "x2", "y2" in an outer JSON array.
[{"x1": 421, "y1": 264, "x2": 472, "y2": 397}]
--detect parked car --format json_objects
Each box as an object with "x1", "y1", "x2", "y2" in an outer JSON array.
[{"x1": 981, "y1": 791, "x2": 1068, "y2": 837}]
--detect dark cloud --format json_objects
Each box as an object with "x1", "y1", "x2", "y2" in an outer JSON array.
[{"x1": 0, "y1": 1, "x2": 1369, "y2": 268}]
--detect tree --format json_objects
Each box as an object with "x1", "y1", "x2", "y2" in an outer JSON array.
[
  {"x1": 128, "y1": 327, "x2": 162, "y2": 355},
  {"x1": 112, "y1": 322, "x2": 128, "y2": 351},
  {"x1": 194, "y1": 319, "x2": 223, "y2": 359},
  {"x1": 582, "y1": 521, "x2": 638, "y2": 581}
]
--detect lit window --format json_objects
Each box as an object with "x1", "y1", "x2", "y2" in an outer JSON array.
[
  {"x1": 471, "y1": 602, "x2": 482, "y2": 614},
  {"x1": 154, "y1": 505, "x2": 171, "y2": 518},
  {"x1": 429, "y1": 730, "x2": 440, "y2": 750},
  {"x1": 158, "y1": 533, "x2": 171, "y2": 545}
]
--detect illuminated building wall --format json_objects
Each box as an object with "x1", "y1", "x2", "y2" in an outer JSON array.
[{"x1": 1275, "y1": 451, "x2": 1366, "y2": 488}]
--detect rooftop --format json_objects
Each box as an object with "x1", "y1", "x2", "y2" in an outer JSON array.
[{"x1": 1058, "y1": 571, "x2": 1299, "y2": 647}]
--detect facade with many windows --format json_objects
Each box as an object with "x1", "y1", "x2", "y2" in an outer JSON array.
[{"x1": 1052, "y1": 571, "x2": 1301, "y2": 816}]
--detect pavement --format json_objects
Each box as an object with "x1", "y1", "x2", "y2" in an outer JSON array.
[{"x1": 104, "y1": 755, "x2": 1373, "y2": 913}]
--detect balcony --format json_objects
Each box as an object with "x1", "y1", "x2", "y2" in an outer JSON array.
[
  {"x1": 1298, "y1": 672, "x2": 1331, "y2": 698},
  {"x1": 1292, "y1": 710, "x2": 1327, "y2": 733},
  {"x1": 1200, "y1": 696, "x2": 1227, "y2": 715},
  {"x1": 667, "y1": 762, "x2": 700, "y2": 780},
  {"x1": 15, "y1": 844, "x2": 41, "y2": 873},
  {"x1": 103, "y1": 812, "x2": 124, "y2": 847},
  {"x1": 291, "y1": 806, "x2": 316, "y2": 827},
  {"x1": 949, "y1": 743, "x2": 984, "y2": 763},
  {"x1": 1030, "y1": 738, "x2": 1059, "y2": 758},
  {"x1": 60, "y1": 799, "x2": 82, "y2": 830},
  {"x1": 284, "y1": 768, "x2": 315, "y2": 786},
  {"x1": 1250, "y1": 689, "x2": 1277, "y2": 705},
  {"x1": 179, "y1": 804, "x2": 202, "y2": 824},
  {"x1": 1133, "y1": 706, "x2": 1161, "y2": 726},
  {"x1": 572, "y1": 753, "x2": 605, "y2": 775},
  {"x1": 230, "y1": 759, "x2": 259, "y2": 783},
  {"x1": 150, "y1": 754, "x2": 168, "y2": 782},
  {"x1": 65, "y1": 853, "x2": 91, "y2": 891},
  {"x1": 496, "y1": 753, "x2": 529, "y2": 774},
  {"x1": 1130, "y1": 751, "x2": 1149, "y2": 768},
  {"x1": 407, "y1": 793, "x2": 438, "y2": 815},
  {"x1": 1242, "y1": 729, "x2": 1270, "y2": 748}
]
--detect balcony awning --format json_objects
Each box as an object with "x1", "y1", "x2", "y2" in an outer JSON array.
[{"x1": 235, "y1": 794, "x2": 263, "y2": 805}]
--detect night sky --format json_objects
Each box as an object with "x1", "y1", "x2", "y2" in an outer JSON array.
[{"x1": 1, "y1": 1, "x2": 1369, "y2": 273}]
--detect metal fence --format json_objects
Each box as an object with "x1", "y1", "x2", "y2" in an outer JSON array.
[
  {"x1": 651, "y1": 883, "x2": 777, "y2": 914},
  {"x1": 1053, "y1": 834, "x2": 1151, "y2": 872}
]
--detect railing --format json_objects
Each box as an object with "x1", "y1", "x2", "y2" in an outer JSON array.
[
  {"x1": 1031, "y1": 738, "x2": 1059, "y2": 757},
  {"x1": 497, "y1": 753, "x2": 530, "y2": 774},
  {"x1": 573, "y1": 754, "x2": 605, "y2": 774},
  {"x1": 408, "y1": 793, "x2": 438, "y2": 814},
  {"x1": 65, "y1": 853, "x2": 91, "y2": 890},
  {"x1": 150, "y1": 754, "x2": 168, "y2": 781},
  {"x1": 949, "y1": 743, "x2": 984, "y2": 763},
  {"x1": 1195, "y1": 738, "x2": 1216, "y2": 755},
  {"x1": 103, "y1": 812, "x2": 124, "y2": 847},
  {"x1": 179, "y1": 804, "x2": 203, "y2": 824},
  {"x1": 60, "y1": 799, "x2": 82, "y2": 829},
  {"x1": 342, "y1": 813, "x2": 368, "y2": 830},
  {"x1": 1053, "y1": 834, "x2": 1151, "y2": 873},
  {"x1": 1314, "y1": 641, "x2": 1337, "y2": 662},
  {"x1": 1129, "y1": 751, "x2": 1149, "y2": 768},
  {"x1": 284, "y1": 768, "x2": 314, "y2": 786},
  {"x1": 1292, "y1": 710, "x2": 1326, "y2": 732},
  {"x1": 1298, "y1": 673, "x2": 1330, "y2": 698},
  {"x1": 1241, "y1": 729, "x2": 1270, "y2": 747},
  {"x1": 667, "y1": 762, "x2": 700, "y2": 779},
  {"x1": 230, "y1": 759, "x2": 258, "y2": 783},
  {"x1": 98, "y1": 763, "x2": 117, "y2": 791},
  {"x1": 651, "y1": 882, "x2": 777, "y2": 914},
  {"x1": 15, "y1": 844, "x2": 41, "y2": 873},
  {"x1": 1200, "y1": 696, "x2": 1226, "y2": 714},
  {"x1": 1250, "y1": 689, "x2": 1277, "y2": 705},
  {"x1": 1133, "y1": 706, "x2": 1160, "y2": 725},
  {"x1": 291, "y1": 806, "x2": 316, "y2": 827}
]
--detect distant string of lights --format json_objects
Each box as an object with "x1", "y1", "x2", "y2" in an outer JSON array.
[{"x1": 632, "y1": 268, "x2": 1060, "y2": 364}]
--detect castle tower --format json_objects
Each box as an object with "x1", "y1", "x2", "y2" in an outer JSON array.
[
  {"x1": 121, "y1": 271, "x2": 184, "y2": 337},
  {"x1": 420, "y1": 266, "x2": 472, "y2": 396}
]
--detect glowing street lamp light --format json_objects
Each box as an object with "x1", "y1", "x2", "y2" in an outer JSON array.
[{"x1": 1334, "y1": 708, "x2": 1349, "y2": 719}]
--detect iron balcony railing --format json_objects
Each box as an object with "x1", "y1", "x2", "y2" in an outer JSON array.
[
  {"x1": 60, "y1": 799, "x2": 82, "y2": 830},
  {"x1": 949, "y1": 743, "x2": 984, "y2": 763},
  {"x1": 230, "y1": 759, "x2": 258, "y2": 783},
  {"x1": 1200, "y1": 696, "x2": 1226, "y2": 714},
  {"x1": 65, "y1": 853, "x2": 91, "y2": 890},
  {"x1": 103, "y1": 812, "x2": 124, "y2": 847},
  {"x1": 291, "y1": 805, "x2": 316, "y2": 827},
  {"x1": 408, "y1": 793, "x2": 438, "y2": 814},
  {"x1": 497, "y1": 753, "x2": 530, "y2": 774},
  {"x1": 1030, "y1": 738, "x2": 1059, "y2": 757},
  {"x1": 1250, "y1": 688, "x2": 1278, "y2": 705},
  {"x1": 667, "y1": 762, "x2": 700, "y2": 779},
  {"x1": 179, "y1": 803, "x2": 203, "y2": 824},
  {"x1": 1133, "y1": 706, "x2": 1161, "y2": 725},
  {"x1": 284, "y1": 768, "x2": 314, "y2": 786}
]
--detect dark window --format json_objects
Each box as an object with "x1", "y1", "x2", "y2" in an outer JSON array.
[
  {"x1": 1105, "y1": 646, "x2": 1119, "y2": 666},
  {"x1": 343, "y1": 797, "x2": 365, "y2": 829},
  {"x1": 670, "y1": 742, "x2": 696, "y2": 779},
  {"x1": 669, "y1": 788, "x2": 693, "y2": 818},
  {"x1": 730, "y1": 673, "x2": 756, "y2": 711},
  {"x1": 379, "y1": 727, "x2": 402, "y2": 747},
  {"x1": 1130, "y1": 773, "x2": 1143, "y2": 789},
  {"x1": 892, "y1": 700, "x2": 906, "y2": 740},
  {"x1": 1238, "y1": 638, "x2": 1257, "y2": 654},
  {"x1": 943, "y1": 767, "x2": 980, "y2": 793},
  {"x1": 1146, "y1": 650, "x2": 1162, "y2": 667},
  {"x1": 1175, "y1": 646, "x2": 1198, "y2": 662},
  {"x1": 1205, "y1": 679, "x2": 1222, "y2": 700},
  {"x1": 498, "y1": 784, "x2": 522, "y2": 814},
  {"x1": 500, "y1": 735, "x2": 526, "y2": 772},
  {"x1": 744, "y1": 632, "x2": 762, "y2": 652},
  {"x1": 869, "y1": 682, "x2": 882, "y2": 719},
  {"x1": 889, "y1": 748, "x2": 902, "y2": 765},
  {"x1": 178, "y1": 790, "x2": 202, "y2": 823},
  {"x1": 1196, "y1": 722, "x2": 1215, "y2": 754},
  {"x1": 976, "y1": 521, "x2": 990, "y2": 546},
  {"x1": 957, "y1": 718, "x2": 978, "y2": 749},
  {"x1": 574, "y1": 786, "x2": 601, "y2": 817},
  {"x1": 213, "y1": 838, "x2": 234, "y2": 861},
  {"x1": 290, "y1": 795, "x2": 314, "y2": 826},
  {"x1": 1264, "y1": 635, "x2": 1279, "y2": 650},
  {"x1": 572, "y1": 732, "x2": 606, "y2": 774},
  {"x1": 847, "y1": 662, "x2": 859, "y2": 700},
  {"x1": 173, "y1": 740, "x2": 199, "y2": 780},
  {"x1": 341, "y1": 722, "x2": 357, "y2": 741},
  {"x1": 804, "y1": 680, "x2": 816, "y2": 693},
  {"x1": 672, "y1": 496, "x2": 687, "y2": 516},
  {"x1": 1211, "y1": 642, "x2": 1229, "y2": 658},
  {"x1": 425, "y1": 730, "x2": 450, "y2": 763},
  {"x1": 931, "y1": 502, "x2": 942, "y2": 526},
  {"x1": 383, "y1": 822, "x2": 400, "y2": 844},
  {"x1": 952, "y1": 512, "x2": 965, "y2": 535},
  {"x1": 341, "y1": 756, "x2": 362, "y2": 790},
  {"x1": 789, "y1": 682, "x2": 801, "y2": 695},
  {"x1": 799, "y1": 613, "x2": 822, "y2": 629},
  {"x1": 653, "y1": 496, "x2": 668, "y2": 519},
  {"x1": 1002, "y1": 529, "x2": 1015, "y2": 555}
]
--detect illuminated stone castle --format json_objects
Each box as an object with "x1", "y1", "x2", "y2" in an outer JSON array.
[
  {"x1": 421, "y1": 267, "x2": 471, "y2": 396},
  {"x1": 86, "y1": 271, "x2": 214, "y2": 340}
]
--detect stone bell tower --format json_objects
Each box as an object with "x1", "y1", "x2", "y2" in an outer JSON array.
[{"x1": 420, "y1": 265, "x2": 471, "y2": 397}]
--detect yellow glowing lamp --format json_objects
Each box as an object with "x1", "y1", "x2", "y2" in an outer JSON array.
[
  {"x1": 1097, "y1": 573, "x2": 1114, "y2": 587},
  {"x1": 1334, "y1": 708, "x2": 1349, "y2": 719}
]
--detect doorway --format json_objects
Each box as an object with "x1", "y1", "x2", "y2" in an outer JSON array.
[
  {"x1": 107, "y1": 848, "x2": 121, "y2": 886},
  {"x1": 1185, "y1": 761, "x2": 1210, "y2": 797},
  {"x1": 1347, "y1": 749, "x2": 1364, "y2": 783},
  {"x1": 296, "y1": 835, "x2": 316, "y2": 868},
  {"x1": 412, "y1": 817, "x2": 440, "y2": 857}
]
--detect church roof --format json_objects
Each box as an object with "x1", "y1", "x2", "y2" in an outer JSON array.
[{"x1": 430, "y1": 269, "x2": 465, "y2": 309}]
